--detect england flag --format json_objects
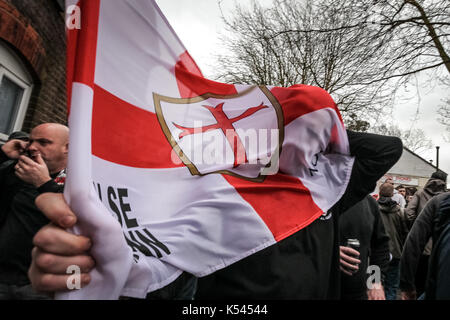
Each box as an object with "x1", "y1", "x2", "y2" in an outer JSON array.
[{"x1": 62, "y1": 0, "x2": 354, "y2": 299}]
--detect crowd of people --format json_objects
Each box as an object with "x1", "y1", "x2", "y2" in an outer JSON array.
[
  {"x1": 338, "y1": 172, "x2": 449, "y2": 300},
  {"x1": 0, "y1": 125, "x2": 449, "y2": 300}
]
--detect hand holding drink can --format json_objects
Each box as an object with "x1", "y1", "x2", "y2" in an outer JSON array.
[{"x1": 339, "y1": 239, "x2": 361, "y2": 276}]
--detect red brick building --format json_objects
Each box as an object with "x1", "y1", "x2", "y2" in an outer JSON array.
[{"x1": 0, "y1": 0, "x2": 66, "y2": 141}]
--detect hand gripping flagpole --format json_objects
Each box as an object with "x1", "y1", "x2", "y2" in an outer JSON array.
[{"x1": 58, "y1": 0, "x2": 134, "y2": 299}]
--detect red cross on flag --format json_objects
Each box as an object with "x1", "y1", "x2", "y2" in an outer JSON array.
[{"x1": 62, "y1": 0, "x2": 354, "y2": 299}]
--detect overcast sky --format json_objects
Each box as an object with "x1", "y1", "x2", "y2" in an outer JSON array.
[{"x1": 156, "y1": 0, "x2": 450, "y2": 184}]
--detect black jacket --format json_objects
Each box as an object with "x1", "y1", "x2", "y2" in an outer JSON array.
[
  {"x1": 425, "y1": 193, "x2": 450, "y2": 299},
  {"x1": 378, "y1": 197, "x2": 408, "y2": 259},
  {"x1": 195, "y1": 131, "x2": 402, "y2": 299},
  {"x1": 400, "y1": 192, "x2": 450, "y2": 293},
  {"x1": 404, "y1": 178, "x2": 447, "y2": 256},
  {"x1": 405, "y1": 178, "x2": 447, "y2": 226},
  {"x1": 339, "y1": 195, "x2": 390, "y2": 300},
  {"x1": 0, "y1": 148, "x2": 64, "y2": 285}
]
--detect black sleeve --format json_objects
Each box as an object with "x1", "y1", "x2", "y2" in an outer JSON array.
[
  {"x1": 435, "y1": 226, "x2": 450, "y2": 299},
  {"x1": 404, "y1": 193, "x2": 420, "y2": 228},
  {"x1": 37, "y1": 179, "x2": 64, "y2": 194},
  {"x1": 0, "y1": 148, "x2": 13, "y2": 189},
  {"x1": 368, "y1": 197, "x2": 390, "y2": 284},
  {"x1": 399, "y1": 208, "x2": 410, "y2": 245},
  {"x1": 336, "y1": 131, "x2": 403, "y2": 213},
  {"x1": 0, "y1": 147, "x2": 11, "y2": 165},
  {"x1": 399, "y1": 195, "x2": 438, "y2": 292}
]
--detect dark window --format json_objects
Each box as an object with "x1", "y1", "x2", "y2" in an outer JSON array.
[{"x1": 0, "y1": 76, "x2": 24, "y2": 134}]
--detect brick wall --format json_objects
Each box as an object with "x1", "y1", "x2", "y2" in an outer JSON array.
[{"x1": 0, "y1": 0, "x2": 66, "y2": 133}]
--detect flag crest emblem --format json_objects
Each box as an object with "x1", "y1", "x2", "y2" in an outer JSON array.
[{"x1": 154, "y1": 85, "x2": 284, "y2": 181}]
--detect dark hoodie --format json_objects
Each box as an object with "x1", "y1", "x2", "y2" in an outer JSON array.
[
  {"x1": 378, "y1": 197, "x2": 409, "y2": 259},
  {"x1": 400, "y1": 192, "x2": 450, "y2": 293},
  {"x1": 405, "y1": 178, "x2": 447, "y2": 256},
  {"x1": 405, "y1": 178, "x2": 447, "y2": 226}
]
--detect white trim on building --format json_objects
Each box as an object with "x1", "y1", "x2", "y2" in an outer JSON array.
[{"x1": 0, "y1": 40, "x2": 34, "y2": 142}]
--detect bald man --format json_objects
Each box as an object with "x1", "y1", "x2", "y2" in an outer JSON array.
[{"x1": 0, "y1": 123, "x2": 68, "y2": 300}]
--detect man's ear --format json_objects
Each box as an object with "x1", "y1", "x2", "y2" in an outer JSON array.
[{"x1": 64, "y1": 143, "x2": 69, "y2": 154}]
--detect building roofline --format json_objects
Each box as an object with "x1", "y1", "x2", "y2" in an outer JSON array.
[{"x1": 402, "y1": 146, "x2": 447, "y2": 175}]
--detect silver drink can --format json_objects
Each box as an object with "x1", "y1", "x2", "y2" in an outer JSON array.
[
  {"x1": 345, "y1": 238, "x2": 361, "y2": 274},
  {"x1": 346, "y1": 238, "x2": 360, "y2": 251}
]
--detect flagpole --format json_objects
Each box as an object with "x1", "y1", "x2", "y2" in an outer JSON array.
[{"x1": 59, "y1": 0, "x2": 134, "y2": 300}]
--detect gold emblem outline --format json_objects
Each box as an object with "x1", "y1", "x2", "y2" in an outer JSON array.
[{"x1": 153, "y1": 85, "x2": 285, "y2": 183}]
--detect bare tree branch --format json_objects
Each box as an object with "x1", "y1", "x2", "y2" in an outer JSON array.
[{"x1": 213, "y1": 0, "x2": 449, "y2": 129}]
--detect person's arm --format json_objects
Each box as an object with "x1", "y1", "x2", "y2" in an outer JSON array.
[
  {"x1": 367, "y1": 282, "x2": 386, "y2": 300},
  {"x1": 399, "y1": 196, "x2": 439, "y2": 298},
  {"x1": 337, "y1": 131, "x2": 403, "y2": 213},
  {"x1": 369, "y1": 201, "x2": 390, "y2": 283},
  {"x1": 1, "y1": 139, "x2": 28, "y2": 162},
  {"x1": 0, "y1": 146, "x2": 9, "y2": 164},
  {"x1": 1, "y1": 139, "x2": 29, "y2": 186},
  {"x1": 29, "y1": 193, "x2": 94, "y2": 292},
  {"x1": 398, "y1": 207, "x2": 410, "y2": 245},
  {"x1": 404, "y1": 194, "x2": 419, "y2": 228},
  {"x1": 339, "y1": 246, "x2": 361, "y2": 276},
  {"x1": 15, "y1": 154, "x2": 55, "y2": 188},
  {"x1": 0, "y1": 148, "x2": 9, "y2": 184},
  {"x1": 37, "y1": 179, "x2": 64, "y2": 194},
  {"x1": 436, "y1": 227, "x2": 450, "y2": 299},
  {"x1": 366, "y1": 197, "x2": 389, "y2": 300}
]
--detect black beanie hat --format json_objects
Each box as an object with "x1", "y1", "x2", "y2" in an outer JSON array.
[
  {"x1": 431, "y1": 170, "x2": 448, "y2": 182},
  {"x1": 7, "y1": 131, "x2": 29, "y2": 142}
]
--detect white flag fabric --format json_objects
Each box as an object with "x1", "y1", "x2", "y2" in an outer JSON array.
[{"x1": 61, "y1": 0, "x2": 354, "y2": 299}]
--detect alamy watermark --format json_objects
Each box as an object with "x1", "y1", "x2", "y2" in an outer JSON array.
[
  {"x1": 66, "y1": 5, "x2": 81, "y2": 30},
  {"x1": 366, "y1": 265, "x2": 382, "y2": 290},
  {"x1": 169, "y1": 123, "x2": 281, "y2": 175},
  {"x1": 66, "y1": 265, "x2": 81, "y2": 290}
]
